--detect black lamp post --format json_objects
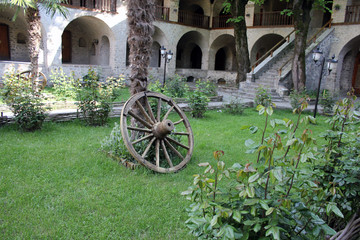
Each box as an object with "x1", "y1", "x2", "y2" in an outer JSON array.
[
  {"x1": 160, "y1": 46, "x2": 173, "y2": 89},
  {"x1": 312, "y1": 47, "x2": 338, "y2": 118}
]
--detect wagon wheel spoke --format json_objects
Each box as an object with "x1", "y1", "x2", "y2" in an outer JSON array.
[
  {"x1": 157, "y1": 98, "x2": 162, "y2": 122},
  {"x1": 144, "y1": 95, "x2": 156, "y2": 123},
  {"x1": 161, "y1": 140, "x2": 173, "y2": 168},
  {"x1": 135, "y1": 100, "x2": 154, "y2": 125},
  {"x1": 173, "y1": 119, "x2": 184, "y2": 125},
  {"x1": 132, "y1": 133, "x2": 154, "y2": 145},
  {"x1": 141, "y1": 137, "x2": 156, "y2": 158},
  {"x1": 164, "y1": 138, "x2": 184, "y2": 160},
  {"x1": 128, "y1": 110, "x2": 153, "y2": 129},
  {"x1": 127, "y1": 126, "x2": 152, "y2": 133},
  {"x1": 172, "y1": 132, "x2": 190, "y2": 136},
  {"x1": 155, "y1": 140, "x2": 160, "y2": 167},
  {"x1": 166, "y1": 136, "x2": 190, "y2": 150},
  {"x1": 163, "y1": 105, "x2": 174, "y2": 121}
]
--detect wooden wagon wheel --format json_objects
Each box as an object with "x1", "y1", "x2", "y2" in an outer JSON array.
[
  {"x1": 18, "y1": 70, "x2": 47, "y2": 91},
  {"x1": 120, "y1": 91, "x2": 194, "y2": 173}
]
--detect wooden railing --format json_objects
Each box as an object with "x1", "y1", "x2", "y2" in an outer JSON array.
[
  {"x1": 64, "y1": 0, "x2": 116, "y2": 12},
  {"x1": 345, "y1": 5, "x2": 360, "y2": 23},
  {"x1": 155, "y1": 6, "x2": 170, "y2": 21},
  {"x1": 253, "y1": 11, "x2": 293, "y2": 26},
  {"x1": 251, "y1": 29, "x2": 295, "y2": 73},
  {"x1": 212, "y1": 15, "x2": 233, "y2": 28},
  {"x1": 178, "y1": 10, "x2": 210, "y2": 28},
  {"x1": 278, "y1": 19, "x2": 333, "y2": 76}
]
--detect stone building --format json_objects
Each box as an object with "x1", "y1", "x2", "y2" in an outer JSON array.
[{"x1": 0, "y1": 0, "x2": 359, "y2": 96}]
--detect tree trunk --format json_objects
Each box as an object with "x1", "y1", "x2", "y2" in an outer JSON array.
[
  {"x1": 127, "y1": 0, "x2": 155, "y2": 95},
  {"x1": 291, "y1": 0, "x2": 314, "y2": 92},
  {"x1": 26, "y1": 6, "x2": 42, "y2": 78},
  {"x1": 231, "y1": 0, "x2": 250, "y2": 88}
]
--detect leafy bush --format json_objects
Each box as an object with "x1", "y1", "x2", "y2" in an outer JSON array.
[
  {"x1": 316, "y1": 92, "x2": 360, "y2": 235},
  {"x1": 166, "y1": 74, "x2": 189, "y2": 98},
  {"x1": 187, "y1": 87, "x2": 209, "y2": 118},
  {"x1": 148, "y1": 79, "x2": 170, "y2": 96},
  {"x1": 254, "y1": 85, "x2": 272, "y2": 107},
  {"x1": 195, "y1": 79, "x2": 217, "y2": 97},
  {"x1": 100, "y1": 122, "x2": 136, "y2": 162},
  {"x1": 289, "y1": 90, "x2": 308, "y2": 110},
  {"x1": 182, "y1": 100, "x2": 348, "y2": 240},
  {"x1": 1, "y1": 68, "x2": 48, "y2": 131},
  {"x1": 50, "y1": 67, "x2": 79, "y2": 100},
  {"x1": 319, "y1": 90, "x2": 337, "y2": 114},
  {"x1": 224, "y1": 98, "x2": 245, "y2": 115},
  {"x1": 76, "y1": 68, "x2": 123, "y2": 126}
]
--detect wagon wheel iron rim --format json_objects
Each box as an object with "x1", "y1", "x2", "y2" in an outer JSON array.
[
  {"x1": 18, "y1": 70, "x2": 47, "y2": 91},
  {"x1": 120, "y1": 91, "x2": 194, "y2": 173}
]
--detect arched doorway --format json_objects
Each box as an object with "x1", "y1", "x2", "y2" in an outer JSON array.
[
  {"x1": 62, "y1": 30, "x2": 72, "y2": 63},
  {"x1": 150, "y1": 41, "x2": 161, "y2": 67},
  {"x1": 215, "y1": 48, "x2": 226, "y2": 70},
  {"x1": 250, "y1": 34, "x2": 283, "y2": 65},
  {"x1": 176, "y1": 31, "x2": 204, "y2": 69},
  {"x1": 0, "y1": 24, "x2": 10, "y2": 60},
  {"x1": 100, "y1": 35, "x2": 110, "y2": 65},
  {"x1": 352, "y1": 52, "x2": 360, "y2": 94},
  {"x1": 190, "y1": 45, "x2": 202, "y2": 69}
]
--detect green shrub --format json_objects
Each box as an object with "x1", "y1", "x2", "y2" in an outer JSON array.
[
  {"x1": 195, "y1": 79, "x2": 217, "y2": 97},
  {"x1": 182, "y1": 101, "x2": 346, "y2": 240},
  {"x1": 316, "y1": 92, "x2": 360, "y2": 233},
  {"x1": 1, "y1": 68, "x2": 48, "y2": 131},
  {"x1": 166, "y1": 74, "x2": 189, "y2": 98},
  {"x1": 148, "y1": 79, "x2": 170, "y2": 95},
  {"x1": 50, "y1": 67, "x2": 79, "y2": 100},
  {"x1": 76, "y1": 68, "x2": 123, "y2": 126},
  {"x1": 187, "y1": 88, "x2": 209, "y2": 118},
  {"x1": 100, "y1": 122, "x2": 136, "y2": 162},
  {"x1": 254, "y1": 85, "x2": 272, "y2": 107},
  {"x1": 224, "y1": 98, "x2": 245, "y2": 115},
  {"x1": 319, "y1": 90, "x2": 337, "y2": 114},
  {"x1": 289, "y1": 90, "x2": 308, "y2": 110}
]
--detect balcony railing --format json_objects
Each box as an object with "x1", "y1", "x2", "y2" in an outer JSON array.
[
  {"x1": 212, "y1": 15, "x2": 233, "y2": 28},
  {"x1": 155, "y1": 6, "x2": 170, "y2": 21},
  {"x1": 64, "y1": 0, "x2": 116, "y2": 12},
  {"x1": 345, "y1": 5, "x2": 360, "y2": 23},
  {"x1": 178, "y1": 10, "x2": 210, "y2": 28},
  {"x1": 253, "y1": 11, "x2": 293, "y2": 26}
]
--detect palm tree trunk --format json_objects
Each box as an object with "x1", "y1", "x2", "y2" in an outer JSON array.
[
  {"x1": 26, "y1": 6, "x2": 42, "y2": 78},
  {"x1": 127, "y1": 0, "x2": 156, "y2": 95}
]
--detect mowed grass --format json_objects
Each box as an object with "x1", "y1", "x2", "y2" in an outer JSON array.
[{"x1": 0, "y1": 108, "x2": 329, "y2": 239}]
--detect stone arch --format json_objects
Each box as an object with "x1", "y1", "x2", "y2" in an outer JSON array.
[
  {"x1": 62, "y1": 16, "x2": 114, "y2": 65},
  {"x1": 176, "y1": 31, "x2": 204, "y2": 69},
  {"x1": 250, "y1": 34, "x2": 283, "y2": 65},
  {"x1": 151, "y1": 26, "x2": 169, "y2": 68},
  {"x1": 209, "y1": 34, "x2": 236, "y2": 71},
  {"x1": 337, "y1": 34, "x2": 360, "y2": 94},
  {"x1": 100, "y1": 35, "x2": 110, "y2": 66}
]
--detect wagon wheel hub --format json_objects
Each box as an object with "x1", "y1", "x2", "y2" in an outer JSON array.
[{"x1": 152, "y1": 120, "x2": 174, "y2": 139}]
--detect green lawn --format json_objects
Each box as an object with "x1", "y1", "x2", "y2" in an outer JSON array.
[{"x1": 0, "y1": 109, "x2": 329, "y2": 239}]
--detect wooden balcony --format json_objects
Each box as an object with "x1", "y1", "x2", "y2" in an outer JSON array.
[
  {"x1": 64, "y1": 0, "x2": 116, "y2": 13},
  {"x1": 178, "y1": 10, "x2": 210, "y2": 28},
  {"x1": 212, "y1": 15, "x2": 233, "y2": 28},
  {"x1": 155, "y1": 6, "x2": 170, "y2": 21},
  {"x1": 253, "y1": 11, "x2": 293, "y2": 26},
  {"x1": 345, "y1": 5, "x2": 360, "y2": 23}
]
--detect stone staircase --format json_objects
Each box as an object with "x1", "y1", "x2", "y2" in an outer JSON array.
[{"x1": 238, "y1": 46, "x2": 295, "y2": 102}]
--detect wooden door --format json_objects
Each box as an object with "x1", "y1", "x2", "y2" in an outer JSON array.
[
  {"x1": 352, "y1": 52, "x2": 360, "y2": 95},
  {"x1": 0, "y1": 24, "x2": 10, "y2": 60},
  {"x1": 62, "y1": 30, "x2": 71, "y2": 63}
]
